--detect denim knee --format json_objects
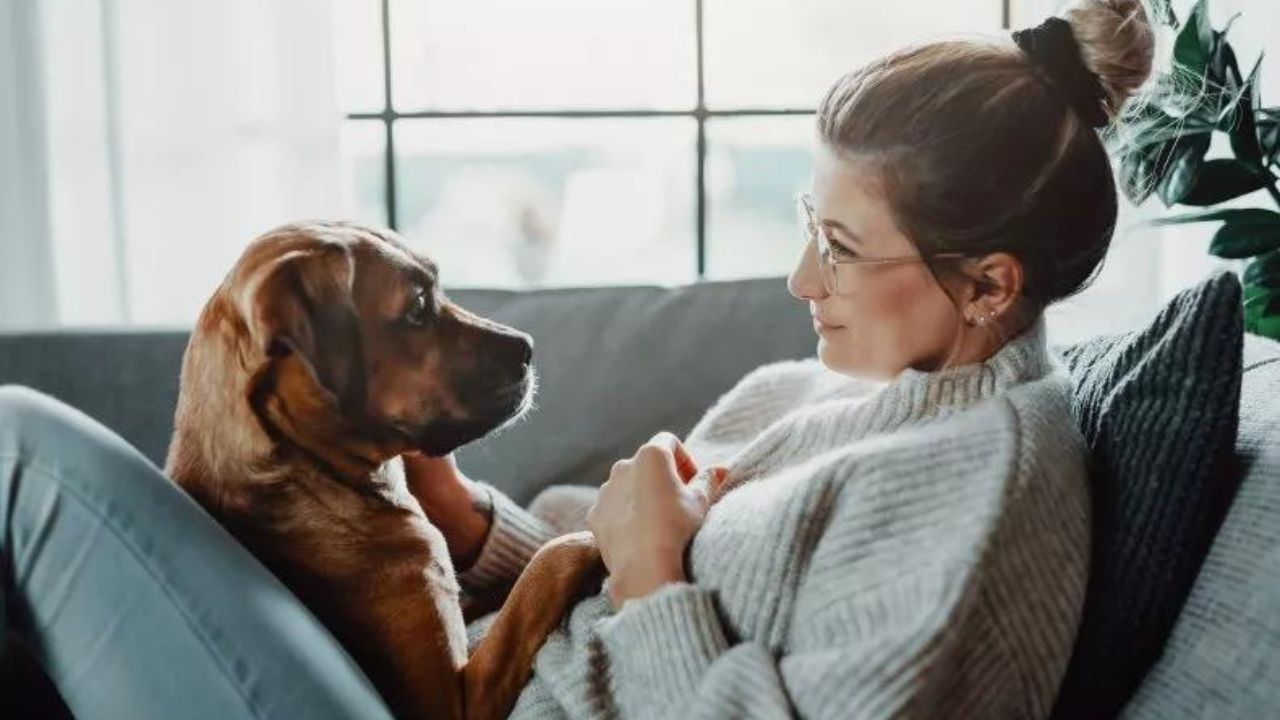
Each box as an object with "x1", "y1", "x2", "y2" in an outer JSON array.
[
  {"x1": 0, "y1": 384, "x2": 140, "y2": 472},
  {"x1": 0, "y1": 384, "x2": 62, "y2": 451}
]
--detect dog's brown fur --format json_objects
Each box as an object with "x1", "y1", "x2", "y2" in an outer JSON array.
[{"x1": 165, "y1": 221, "x2": 602, "y2": 720}]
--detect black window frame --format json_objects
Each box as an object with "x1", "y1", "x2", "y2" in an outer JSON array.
[{"x1": 346, "y1": 0, "x2": 1012, "y2": 279}]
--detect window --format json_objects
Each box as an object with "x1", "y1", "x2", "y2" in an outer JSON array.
[
  {"x1": 336, "y1": 0, "x2": 1006, "y2": 288},
  {"x1": 8, "y1": 0, "x2": 1247, "y2": 335}
]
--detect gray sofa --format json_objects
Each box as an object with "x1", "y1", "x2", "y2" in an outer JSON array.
[{"x1": 2, "y1": 277, "x2": 1278, "y2": 718}]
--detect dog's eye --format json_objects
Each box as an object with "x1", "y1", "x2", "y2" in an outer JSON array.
[{"x1": 404, "y1": 290, "x2": 432, "y2": 327}]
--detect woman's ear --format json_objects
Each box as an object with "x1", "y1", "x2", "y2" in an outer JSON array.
[{"x1": 964, "y1": 252, "x2": 1023, "y2": 320}]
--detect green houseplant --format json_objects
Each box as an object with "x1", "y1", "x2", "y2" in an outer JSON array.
[{"x1": 1115, "y1": 0, "x2": 1280, "y2": 339}]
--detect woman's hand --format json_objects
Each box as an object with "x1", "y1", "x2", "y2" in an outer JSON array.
[
  {"x1": 402, "y1": 452, "x2": 492, "y2": 571},
  {"x1": 587, "y1": 432, "x2": 727, "y2": 610}
]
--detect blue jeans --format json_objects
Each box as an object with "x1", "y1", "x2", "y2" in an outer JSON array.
[{"x1": 0, "y1": 386, "x2": 395, "y2": 719}]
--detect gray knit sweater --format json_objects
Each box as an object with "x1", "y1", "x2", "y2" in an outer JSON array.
[{"x1": 461, "y1": 316, "x2": 1089, "y2": 719}]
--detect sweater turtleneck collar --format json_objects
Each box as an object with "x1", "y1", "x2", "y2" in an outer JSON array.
[
  {"x1": 695, "y1": 314, "x2": 1057, "y2": 500},
  {"x1": 889, "y1": 314, "x2": 1054, "y2": 412}
]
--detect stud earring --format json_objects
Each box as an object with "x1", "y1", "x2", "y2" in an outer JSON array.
[{"x1": 971, "y1": 309, "x2": 995, "y2": 326}]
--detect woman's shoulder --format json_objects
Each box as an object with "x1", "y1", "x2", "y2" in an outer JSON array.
[
  {"x1": 998, "y1": 366, "x2": 1085, "y2": 451},
  {"x1": 927, "y1": 367, "x2": 1087, "y2": 492}
]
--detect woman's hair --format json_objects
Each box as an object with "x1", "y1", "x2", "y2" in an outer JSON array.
[{"x1": 816, "y1": 0, "x2": 1155, "y2": 311}]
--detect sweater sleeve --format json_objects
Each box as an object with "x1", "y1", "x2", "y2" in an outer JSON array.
[
  {"x1": 597, "y1": 583, "x2": 793, "y2": 718},
  {"x1": 596, "y1": 402, "x2": 1089, "y2": 720},
  {"x1": 596, "y1": 575, "x2": 996, "y2": 720},
  {"x1": 456, "y1": 481, "x2": 559, "y2": 594}
]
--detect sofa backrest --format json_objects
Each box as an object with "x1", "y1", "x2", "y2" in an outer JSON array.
[
  {"x1": 0, "y1": 329, "x2": 188, "y2": 468},
  {"x1": 4, "y1": 279, "x2": 1280, "y2": 715},
  {"x1": 0, "y1": 278, "x2": 815, "y2": 504}
]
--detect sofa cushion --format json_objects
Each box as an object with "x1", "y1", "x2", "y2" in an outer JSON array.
[
  {"x1": 448, "y1": 278, "x2": 814, "y2": 504},
  {"x1": 1050, "y1": 271, "x2": 1245, "y2": 720},
  {"x1": 1119, "y1": 334, "x2": 1280, "y2": 719}
]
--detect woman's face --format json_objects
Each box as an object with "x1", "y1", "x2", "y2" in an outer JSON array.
[{"x1": 788, "y1": 144, "x2": 966, "y2": 379}]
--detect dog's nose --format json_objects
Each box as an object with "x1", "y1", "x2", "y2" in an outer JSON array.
[
  {"x1": 496, "y1": 330, "x2": 533, "y2": 366},
  {"x1": 515, "y1": 333, "x2": 534, "y2": 365}
]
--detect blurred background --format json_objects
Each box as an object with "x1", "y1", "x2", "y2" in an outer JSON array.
[{"x1": 1, "y1": 0, "x2": 1277, "y2": 340}]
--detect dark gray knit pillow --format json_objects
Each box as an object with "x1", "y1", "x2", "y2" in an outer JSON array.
[
  {"x1": 1049, "y1": 271, "x2": 1244, "y2": 720},
  {"x1": 1119, "y1": 335, "x2": 1280, "y2": 719}
]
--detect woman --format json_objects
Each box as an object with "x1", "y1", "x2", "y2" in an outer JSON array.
[
  {"x1": 411, "y1": 1, "x2": 1153, "y2": 717},
  {"x1": 1, "y1": 1, "x2": 1152, "y2": 718}
]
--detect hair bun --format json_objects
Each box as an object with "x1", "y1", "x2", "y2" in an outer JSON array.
[{"x1": 1064, "y1": 0, "x2": 1155, "y2": 118}]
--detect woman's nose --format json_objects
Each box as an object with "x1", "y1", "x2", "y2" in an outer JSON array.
[{"x1": 787, "y1": 241, "x2": 829, "y2": 301}]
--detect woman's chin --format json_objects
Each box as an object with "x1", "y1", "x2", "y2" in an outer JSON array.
[
  {"x1": 816, "y1": 337, "x2": 849, "y2": 369},
  {"x1": 817, "y1": 335, "x2": 876, "y2": 378}
]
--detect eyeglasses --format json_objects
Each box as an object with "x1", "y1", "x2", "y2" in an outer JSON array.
[{"x1": 795, "y1": 193, "x2": 964, "y2": 295}]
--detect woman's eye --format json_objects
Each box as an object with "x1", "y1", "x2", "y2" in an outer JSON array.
[
  {"x1": 404, "y1": 291, "x2": 432, "y2": 326},
  {"x1": 828, "y1": 239, "x2": 858, "y2": 259}
]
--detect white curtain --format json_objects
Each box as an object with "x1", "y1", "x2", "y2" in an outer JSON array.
[
  {"x1": 1, "y1": 0, "x2": 58, "y2": 328},
  {"x1": 2, "y1": 0, "x2": 347, "y2": 328}
]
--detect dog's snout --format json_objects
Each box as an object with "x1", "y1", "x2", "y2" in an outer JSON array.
[{"x1": 508, "y1": 332, "x2": 534, "y2": 366}]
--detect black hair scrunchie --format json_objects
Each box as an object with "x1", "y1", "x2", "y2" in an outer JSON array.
[{"x1": 1012, "y1": 17, "x2": 1110, "y2": 128}]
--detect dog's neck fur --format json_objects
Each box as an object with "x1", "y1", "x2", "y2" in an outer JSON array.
[{"x1": 166, "y1": 296, "x2": 398, "y2": 513}]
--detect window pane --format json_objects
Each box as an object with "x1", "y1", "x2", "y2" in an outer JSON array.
[
  {"x1": 340, "y1": 121, "x2": 388, "y2": 227},
  {"x1": 389, "y1": 0, "x2": 696, "y2": 110},
  {"x1": 706, "y1": 116, "x2": 815, "y2": 280},
  {"x1": 704, "y1": 0, "x2": 1003, "y2": 109},
  {"x1": 395, "y1": 118, "x2": 696, "y2": 288},
  {"x1": 331, "y1": 0, "x2": 385, "y2": 112}
]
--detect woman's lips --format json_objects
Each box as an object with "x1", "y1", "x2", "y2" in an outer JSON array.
[{"x1": 813, "y1": 318, "x2": 844, "y2": 333}]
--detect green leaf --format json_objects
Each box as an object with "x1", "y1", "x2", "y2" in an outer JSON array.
[
  {"x1": 1245, "y1": 284, "x2": 1280, "y2": 339},
  {"x1": 1228, "y1": 58, "x2": 1264, "y2": 166},
  {"x1": 1255, "y1": 311, "x2": 1280, "y2": 340},
  {"x1": 1244, "y1": 249, "x2": 1280, "y2": 289},
  {"x1": 1262, "y1": 116, "x2": 1280, "y2": 165},
  {"x1": 1207, "y1": 214, "x2": 1280, "y2": 258},
  {"x1": 1208, "y1": 30, "x2": 1243, "y2": 90},
  {"x1": 1178, "y1": 159, "x2": 1270, "y2": 205},
  {"x1": 1151, "y1": 208, "x2": 1280, "y2": 227},
  {"x1": 1157, "y1": 133, "x2": 1213, "y2": 206},
  {"x1": 1124, "y1": 109, "x2": 1215, "y2": 149},
  {"x1": 1243, "y1": 287, "x2": 1278, "y2": 310},
  {"x1": 1174, "y1": 0, "x2": 1213, "y2": 79},
  {"x1": 1120, "y1": 151, "x2": 1158, "y2": 204}
]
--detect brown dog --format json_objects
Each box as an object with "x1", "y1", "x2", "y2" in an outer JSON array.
[{"x1": 165, "y1": 220, "x2": 603, "y2": 720}]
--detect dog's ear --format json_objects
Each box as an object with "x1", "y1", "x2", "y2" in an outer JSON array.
[{"x1": 241, "y1": 248, "x2": 364, "y2": 409}]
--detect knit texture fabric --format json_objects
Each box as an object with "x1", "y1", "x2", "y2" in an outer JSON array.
[
  {"x1": 461, "y1": 315, "x2": 1089, "y2": 719},
  {"x1": 1119, "y1": 334, "x2": 1280, "y2": 720},
  {"x1": 1050, "y1": 271, "x2": 1245, "y2": 720}
]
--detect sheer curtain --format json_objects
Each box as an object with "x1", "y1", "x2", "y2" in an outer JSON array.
[
  {"x1": 0, "y1": 0, "x2": 57, "y2": 328},
  {"x1": 2, "y1": 0, "x2": 348, "y2": 328}
]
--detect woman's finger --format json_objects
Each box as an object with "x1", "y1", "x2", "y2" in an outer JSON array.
[
  {"x1": 609, "y1": 458, "x2": 630, "y2": 479},
  {"x1": 710, "y1": 466, "x2": 730, "y2": 487},
  {"x1": 647, "y1": 431, "x2": 698, "y2": 482}
]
